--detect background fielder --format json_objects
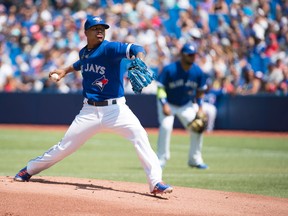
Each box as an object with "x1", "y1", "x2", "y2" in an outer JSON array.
[
  {"x1": 156, "y1": 42, "x2": 209, "y2": 169},
  {"x1": 14, "y1": 16, "x2": 172, "y2": 195}
]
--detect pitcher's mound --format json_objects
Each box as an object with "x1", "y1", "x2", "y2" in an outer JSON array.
[{"x1": 1, "y1": 176, "x2": 287, "y2": 216}]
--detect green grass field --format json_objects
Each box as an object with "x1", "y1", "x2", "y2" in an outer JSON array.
[{"x1": 0, "y1": 128, "x2": 287, "y2": 198}]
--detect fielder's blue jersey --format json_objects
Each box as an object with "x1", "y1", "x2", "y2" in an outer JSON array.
[
  {"x1": 158, "y1": 61, "x2": 207, "y2": 106},
  {"x1": 73, "y1": 40, "x2": 131, "y2": 101}
]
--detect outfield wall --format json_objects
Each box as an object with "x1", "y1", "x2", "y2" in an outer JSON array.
[{"x1": 0, "y1": 93, "x2": 287, "y2": 132}]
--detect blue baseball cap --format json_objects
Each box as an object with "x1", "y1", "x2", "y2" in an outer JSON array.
[
  {"x1": 84, "y1": 16, "x2": 110, "y2": 30},
  {"x1": 181, "y1": 43, "x2": 197, "y2": 54},
  {"x1": 242, "y1": 64, "x2": 254, "y2": 73}
]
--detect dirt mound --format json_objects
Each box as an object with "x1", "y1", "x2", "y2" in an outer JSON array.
[{"x1": 1, "y1": 176, "x2": 287, "y2": 216}]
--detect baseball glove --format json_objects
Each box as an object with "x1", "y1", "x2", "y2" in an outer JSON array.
[
  {"x1": 127, "y1": 58, "x2": 157, "y2": 94},
  {"x1": 187, "y1": 112, "x2": 208, "y2": 133}
]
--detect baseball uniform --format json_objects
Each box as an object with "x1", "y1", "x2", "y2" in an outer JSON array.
[
  {"x1": 156, "y1": 43, "x2": 208, "y2": 168},
  {"x1": 14, "y1": 16, "x2": 173, "y2": 194}
]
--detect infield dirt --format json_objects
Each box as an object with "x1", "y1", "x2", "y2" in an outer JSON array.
[{"x1": 1, "y1": 176, "x2": 288, "y2": 216}]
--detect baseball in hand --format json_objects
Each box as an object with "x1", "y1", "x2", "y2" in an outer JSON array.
[{"x1": 50, "y1": 73, "x2": 59, "y2": 82}]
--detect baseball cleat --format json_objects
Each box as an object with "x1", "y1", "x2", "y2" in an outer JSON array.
[
  {"x1": 151, "y1": 182, "x2": 173, "y2": 195},
  {"x1": 14, "y1": 166, "x2": 32, "y2": 182},
  {"x1": 189, "y1": 163, "x2": 209, "y2": 169}
]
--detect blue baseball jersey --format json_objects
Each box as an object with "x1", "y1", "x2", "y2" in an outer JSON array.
[
  {"x1": 158, "y1": 61, "x2": 207, "y2": 106},
  {"x1": 73, "y1": 40, "x2": 131, "y2": 101}
]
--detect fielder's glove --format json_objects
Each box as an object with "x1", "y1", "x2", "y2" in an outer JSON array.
[
  {"x1": 127, "y1": 58, "x2": 157, "y2": 94},
  {"x1": 187, "y1": 112, "x2": 208, "y2": 133}
]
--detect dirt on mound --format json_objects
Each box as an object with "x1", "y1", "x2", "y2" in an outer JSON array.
[{"x1": 1, "y1": 176, "x2": 287, "y2": 216}]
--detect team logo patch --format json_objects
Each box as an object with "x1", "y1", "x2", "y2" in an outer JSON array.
[
  {"x1": 189, "y1": 45, "x2": 195, "y2": 52},
  {"x1": 93, "y1": 17, "x2": 103, "y2": 23},
  {"x1": 92, "y1": 75, "x2": 109, "y2": 91}
]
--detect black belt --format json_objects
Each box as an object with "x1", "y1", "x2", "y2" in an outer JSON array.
[{"x1": 87, "y1": 99, "x2": 117, "y2": 106}]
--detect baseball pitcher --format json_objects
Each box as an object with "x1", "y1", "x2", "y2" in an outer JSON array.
[{"x1": 14, "y1": 16, "x2": 172, "y2": 195}]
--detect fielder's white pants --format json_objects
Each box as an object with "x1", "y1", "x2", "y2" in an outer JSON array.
[
  {"x1": 157, "y1": 100, "x2": 204, "y2": 167},
  {"x1": 27, "y1": 97, "x2": 162, "y2": 192}
]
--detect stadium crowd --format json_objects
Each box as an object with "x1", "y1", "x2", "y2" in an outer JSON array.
[{"x1": 0, "y1": 0, "x2": 287, "y2": 96}]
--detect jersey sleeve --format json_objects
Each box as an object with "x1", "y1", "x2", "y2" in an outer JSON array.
[
  {"x1": 72, "y1": 60, "x2": 81, "y2": 71},
  {"x1": 106, "y1": 42, "x2": 131, "y2": 59},
  {"x1": 157, "y1": 66, "x2": 169, "y2": 87},
  {"x1": 129, "y1": 44, "x2": 146, "y2": 58}
]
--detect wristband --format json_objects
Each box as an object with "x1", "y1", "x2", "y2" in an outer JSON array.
[
  {"x1": 159, "y1": 98, "x2": 168, "y2": 106},
  {"x1": 196, "y1": 98, "x2": 204, "y2": 106}
]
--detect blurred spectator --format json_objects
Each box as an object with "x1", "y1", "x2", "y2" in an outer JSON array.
[
  {"x1": 236, "y1": 64, "x2": 263, "y2": 95},
  {"x1": 265, "y1": 32, "x2": 279, "y2": 57},
  {"x1": 276, "y1": 67, "x2": 288, "y2": 96},
  {"x1": 0, "y1": 0, "x2": 286, "y2": 97},
  {"x1": 265, "y1": 59, "x2": 286, "y2": 93},
  {"x1": 226, "y1": 65, "x2": 242, "y2": 95},
  {"x1": 213, "y1": 0, "x2": 229, "y2": 14},
  {"x1": 198, "y1": 0, "x2": 215, "y2": 14},
  {"x1": 0, "y1": 57, "x2": 14, "y2": 91},
  {"x1": 3, "y1": 75, "x2": 17, "y2": 92}
]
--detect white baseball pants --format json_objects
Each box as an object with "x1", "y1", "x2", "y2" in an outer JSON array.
[
  {"x1": 26, "y1": 97, "x2": 162, "y2": 192},
  {"x1": 157, "y1": 100, "x2": 204, "y2": 167}
]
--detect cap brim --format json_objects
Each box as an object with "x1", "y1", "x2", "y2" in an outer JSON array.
[
  {"x1": 101, "y1": 24, "x2": 110, "y2": 29},
  {"x1": 182, "y1": 51, "x2": 196, "y2": 55}
]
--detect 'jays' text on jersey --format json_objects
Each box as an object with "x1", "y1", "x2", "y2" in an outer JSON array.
[
  {"x1": 73, "y1": 40, "x2": 132, "y2": 101},
  {"x1": 157, "y1": 61, "x2": 207, "y2": 106}
]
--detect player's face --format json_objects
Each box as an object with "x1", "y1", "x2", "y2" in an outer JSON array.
[
  {"x1": 85, "y1": 25, "x2": 106, "y2": 44},
  {"x1": 182, "y1": 53, "x2": 196, "y2": 65}
]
